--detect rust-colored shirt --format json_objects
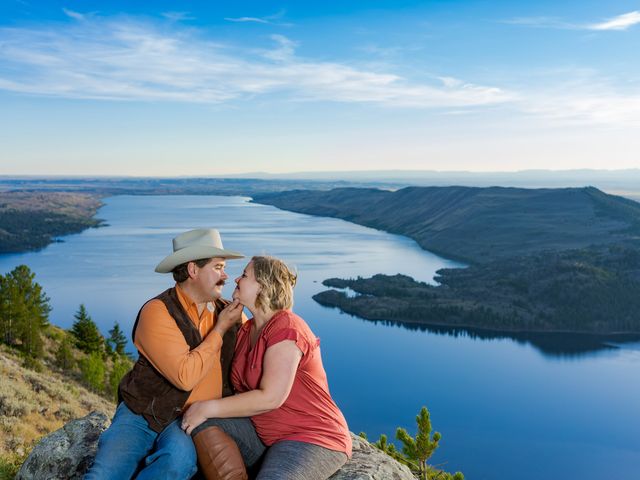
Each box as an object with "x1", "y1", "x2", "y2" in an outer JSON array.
[
  {"x1": 134, "y1": 284, "x2": 223, "y2": 407},
  {"x1": 231, "y1": 310, "x2": 352, "y2": 457}
]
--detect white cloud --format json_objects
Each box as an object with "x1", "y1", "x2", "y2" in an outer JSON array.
[
  {"x1": 504, "y1": 10, "x2": 640, "y2": 31},
  {"x1": 262, "y1": 34, "x2": 297, "y2": 61},
  {"x1": 588, "y1": 11, "x2": 640, "y2": 31},
  {"x1": 224, "y1": 16, "x2": 269, "y2": 24},
  {"x1": 501, "y1": 16, "x2": 574, "y2": 29},
  {"x1": 62, "y1": 8, "x2": 85, "y2": 21},
  {"x1": 519, "y1": 78, "x2": 640, "y2": 127},
  {"x1": 224, "y1": 10, "x2": 292, "y2": 26},
  {"x1": 0, "y1": 16, "x2": 510, "y2": 109},
  {"x1": 161, "y1": 11, "x2": 195, "y2": 22}
]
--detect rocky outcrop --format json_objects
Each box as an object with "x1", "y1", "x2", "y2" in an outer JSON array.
[
  {"x1": 17, "y1": 412, "x2": 414, "y2": 480},
  {"x1": 330, "y1": 434, "x2": 414, "y2": 480},
  {"x1": 16, "y1": 411, "x2": 109, "y2": 480}
]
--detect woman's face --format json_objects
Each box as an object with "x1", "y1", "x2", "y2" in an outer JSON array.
[{"x1": 233, "y1": 261, "x2": 261, "y2": 309}]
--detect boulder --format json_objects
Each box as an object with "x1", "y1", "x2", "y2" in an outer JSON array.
[
  {"x1": 18, "y1": 412, "x2": 414, "y2": 480},
  {"x1": 330, "y1": 434, "x2": 415, "y2": 480},
  {"x1": 16, "y1": 411, "x2": 109, "y2": 480}
]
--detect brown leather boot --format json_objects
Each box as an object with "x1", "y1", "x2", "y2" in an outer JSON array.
[{"x1": 193, "y1": 426, "x2": 248, "y2": 480}]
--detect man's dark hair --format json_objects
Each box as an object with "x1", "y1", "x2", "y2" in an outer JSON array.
[{"x1": 172, "y1": 258, "x2": 212, "y2": 283}]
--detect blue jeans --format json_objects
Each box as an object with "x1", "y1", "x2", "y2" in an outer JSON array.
[{"x1": 85, "y1": 402, "x2": 197, "y2": 480}]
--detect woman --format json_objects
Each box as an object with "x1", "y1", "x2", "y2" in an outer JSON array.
[{"x1": 182, "y1": 256, "x2": 352, "y2": 480}]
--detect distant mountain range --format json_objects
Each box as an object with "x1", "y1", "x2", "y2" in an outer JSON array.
[{"x1": 2, "y1": 169, "x2": 640, "y2": 201}]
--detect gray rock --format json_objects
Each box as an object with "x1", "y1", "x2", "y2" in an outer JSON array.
[
  {"x1": 330, "y1": 434, "x2": 415, "y2": 480},
  {"x1": 16, "y1": 411, "x2": 109, "y2": 480},
  {"x1": 18, "y1": 414, "x2": 414, "y2": 480}
]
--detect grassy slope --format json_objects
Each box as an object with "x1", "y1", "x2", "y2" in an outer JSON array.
[
  {"x1": 253, "y1": 186, "x2": 640, "y2": 264},
  {"x1": 0, "y1": 329, "x2": 114, "y2": 479}
]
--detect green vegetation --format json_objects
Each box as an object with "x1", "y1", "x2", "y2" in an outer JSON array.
[
  {"x1": 0, "y1": 266, "x2": 133, "y2": 396},
  {"x1": 255, "y1": 185, "x2": 640, "y2": 334},
  {"x1": 0, "y1": 342, "x2": 115, "y2": 480},
  {"x1": 364, "y1": 406, "x2": 464, "y2": 480},
  {"x1": 0, "y1": 192, "x2": 104, "y2": 253},
  {"x1": 0, "y1": 268, "x2": 132, "y2": 477},
  {"x1": 0, "y1": 265, "x2": 51, "y2": 361},
  {"x1": 107, "y1": 321, "x2": 128, "y2": 356},
  {"x1": 314, "y1": 243, "x2": 640, "y2": 333},
  {"x1": 71, "y1": 304, "x2": 104, "y2": 355}
]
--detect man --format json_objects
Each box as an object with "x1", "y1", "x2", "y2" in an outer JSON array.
[{"x1": 85, "y1": 228, "x2": 245, "y2": 480}]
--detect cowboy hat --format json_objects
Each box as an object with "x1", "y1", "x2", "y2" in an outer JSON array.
[{"x1": 155, "y1": 228, "x2": 244, "y2": 273}]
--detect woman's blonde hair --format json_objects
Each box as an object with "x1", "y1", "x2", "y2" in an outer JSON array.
[{"x1": 251, "y1": 256, "x2": 297, "y2": 312}]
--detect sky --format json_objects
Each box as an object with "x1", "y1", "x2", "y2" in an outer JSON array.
[{"x1": 1, "y1": 0, "x2": 639, "y2": 176}]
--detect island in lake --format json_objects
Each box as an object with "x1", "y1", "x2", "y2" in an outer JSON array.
[{"x1": 253, "y1": 186, "x2": 640, "y2": 334}]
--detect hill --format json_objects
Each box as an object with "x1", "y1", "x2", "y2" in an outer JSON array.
[
  {"x1": 0, "y1": 192, "x2": 104, "y2": 253},
  {"x1": 0, "y1": 344, "x2": 114, "y2": 479},
  {"x1": 253, "y1": 186, "x2": 640, "y2": 264}
]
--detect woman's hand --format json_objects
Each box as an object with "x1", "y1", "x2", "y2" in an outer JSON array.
[
  {"x1": 181, "y1": 400, "x2": 216, "y2": 436},
  {"x1": 213, "y1": 300, "x2": 243, "y2": 336}
]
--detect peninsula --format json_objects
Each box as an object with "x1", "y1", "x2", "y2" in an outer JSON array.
[
  {"x1": 253, "y1": 186, "x2": 640, "y2": 333},
  {"x1": 0, "y1": 192, "x2": 104, "y2": 253}
]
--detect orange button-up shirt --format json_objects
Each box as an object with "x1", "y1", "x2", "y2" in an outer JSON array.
[{"x1": 134, "y1": 284, "x2": 224, "y2": 407}]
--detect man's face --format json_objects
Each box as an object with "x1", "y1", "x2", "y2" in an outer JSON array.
[{"x1": 191, "y1": 257, "x2": 228, "y2": 302}]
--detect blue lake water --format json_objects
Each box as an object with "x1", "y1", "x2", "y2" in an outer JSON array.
[{"x1": 1, "y1": 195, "x2": 639, "y2": 479}]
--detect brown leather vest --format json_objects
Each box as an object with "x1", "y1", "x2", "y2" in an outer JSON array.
[{"x1": 118, "y1": 287, "x2": 238, "y2": 433}]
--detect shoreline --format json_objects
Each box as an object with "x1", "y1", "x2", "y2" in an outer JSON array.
[{"x1": 316, "y1": 298, "x2": 640, "y2": 336}]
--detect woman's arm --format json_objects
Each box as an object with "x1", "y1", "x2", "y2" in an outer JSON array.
[{"x1": 182, "y1": 339, "x2": 302, "y2": 435}]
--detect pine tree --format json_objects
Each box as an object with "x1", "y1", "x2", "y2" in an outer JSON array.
[
  {"x1": 0, "y1": 272, "x2": 18, "y2": 345},
  {"x1": 71, "y1": 304, "x2": 104, "y2": 354},
  {"x1": 107, "y1": 321, "x2": 128, "y2": 356},
  {"x1": 396, "y1": 406, "x2": 441, "y2": 480},
  {"x1": 0, "y1": 265, "x2": 50, "y2": 358}
]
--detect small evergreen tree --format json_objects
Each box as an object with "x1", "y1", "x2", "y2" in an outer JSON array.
[
  {"x1": 396, "y1": 406, "x2": 441, "y2": 480},
  {"x1": 79, "y1": 352, "x2": 105, "y2": 392},
  {"x1": 374, "y1": 433, "x2": 407, "y2": 466},
  {"x1": 55, "y1": 334, "x2": 75, "y2": 370},
  {"x1": 107, "y1": 321, "x2": 128, "y2": 356},
  {"x1": 71, "y1": 304, "x2": 104, "y2": 354}
]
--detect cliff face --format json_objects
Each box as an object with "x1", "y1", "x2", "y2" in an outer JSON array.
[
  {"x1": 17, "y1": 413, "x2": 415, "y2": 480},
  {"x1": 253, "y1": 186, "x2": 640, "y2": 264}
]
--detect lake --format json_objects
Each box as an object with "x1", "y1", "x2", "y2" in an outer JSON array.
[{"x1": 1, "y1": 195, "x2": 639, "y2": 479}]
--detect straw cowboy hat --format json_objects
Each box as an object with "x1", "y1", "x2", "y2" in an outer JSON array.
[{"x1": 155, "y1": 228, "x2": 244, "y2": 273}]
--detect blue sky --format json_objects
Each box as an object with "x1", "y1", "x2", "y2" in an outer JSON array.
[{"x1": 1, "y1": 0, "x2": 639, "y2": 175}]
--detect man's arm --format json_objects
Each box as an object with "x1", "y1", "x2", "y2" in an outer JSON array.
[
  {"x1": 135, "y1": 300, "x2": 242, "y2": 391},
  {"x1": 182, "y1": 340, "x2": 303, "y2": 433}
]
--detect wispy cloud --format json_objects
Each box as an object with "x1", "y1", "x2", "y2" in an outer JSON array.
[
  {"x1": 588, "y1": 11, "x2": 640, "y2": 31},
  {"x1": 225, "y1": 16, "x2": 270, "y2": 24},
  {"x1": 516, "y1": 70, "x2": 640, "y2": 127},
  {"x1": 0, "y1": 15, "x2": 510, "y2": 109},
  {"x1": 161, "y1": 11, "x2": 195, "y2": 22},
  {"x1": 62, "y1": 8, "x2": 85, "y2": 21},
  {"x1": 224, "y1": 10, "x2": 292, "y2": 27},
  {"x1": 503, "y1": 10, "x2": 640, "y2": 31}
]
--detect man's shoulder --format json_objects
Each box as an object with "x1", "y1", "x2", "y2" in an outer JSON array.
[{"x1": 139, "y1": 297, "x2": 171, "y2": 321}]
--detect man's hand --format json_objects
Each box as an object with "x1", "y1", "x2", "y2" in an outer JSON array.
[
  {"x1": 181, "y1": 400, "x2": 215, "y2": 436},
  {"x1": 212, "y1": 300, "x2": 243, "y2": 336}
]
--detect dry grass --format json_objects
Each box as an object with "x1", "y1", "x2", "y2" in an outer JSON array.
[{"x1": 0, "y1": 344, "x2": 114, "y2": 479}]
